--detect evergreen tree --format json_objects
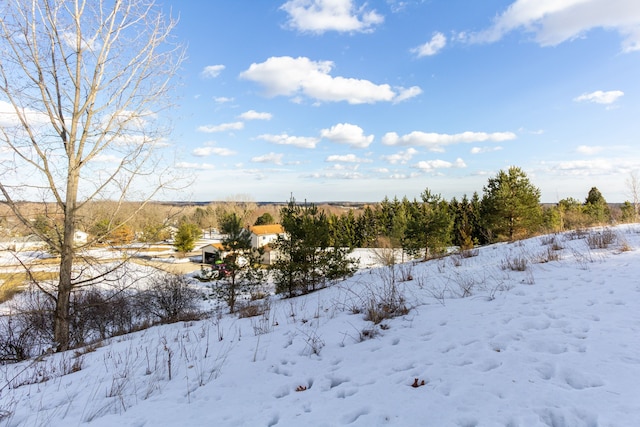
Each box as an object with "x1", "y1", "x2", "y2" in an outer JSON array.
[
  {"x1": 541, "y1": 205, "x2": 563, "y2": 233},
  {"x1": 173, "y1": 222, "x2": 200, "y2": 254},
  {"x1": 328, "y1": 211, "x2": 357, "y2": 248},
  {"x1": 584, "y1": 187, "x2": 610, "y2": 225},
  {"x1": 271, "y1": 198, "x2": 356, "y2": 297},
  {"x1": 254, "y1": 212, "x2": 275, "y2": 226},
  {"x1": 451, "y1": 195, "x2": 477, "y2": 250},
  {"x1": 403, "y1": 189, "x2": 453, "y2": 259},
  {"x1": 355, "y1": 205, "x2": 378, "y2": 247},
  {"x1": 620, "y1": 201, "x2": 636, "y2": 223},
  {"x1": 212, "y1": 213, "x2": 266, "y2": 313},
  {"x1": 558, "y1": 197, "x2": 588, "y2": 230},
  {"x1": 481, "y1": 166, "x2": 542, "y2": 241}
]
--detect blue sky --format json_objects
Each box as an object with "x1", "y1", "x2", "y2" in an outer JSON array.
[{"x1": 161, "y1": 0, "x2": 640, "y2": 203}]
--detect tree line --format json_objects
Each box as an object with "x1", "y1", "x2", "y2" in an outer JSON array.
[
  {"x1": 202, "y1": 166, "x2": 633, "y2": 307},
  {"x1": 275, "y1": 166, "x2": 628, "y2": 254}
]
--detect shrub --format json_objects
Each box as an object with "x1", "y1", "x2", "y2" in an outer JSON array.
[
  {"x1": 500, "y1": 255, "x2": 528, "y2": 271},
  {"x1": 0, "y1": 290, "x2": 54, "y2": 362},
  {"x1": 363, "y1": 265, "x2": 410, "y2": 324},
  {"x1": 586, "y1": 229, "x2": 616, "y2": 249},
  {"x1": 139, "y1": 273, "x2": 203, "y2": 323}
]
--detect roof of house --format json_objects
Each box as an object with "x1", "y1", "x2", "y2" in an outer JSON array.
[
  {"x1": 249, "y1": 224, "x2": 285, "y2": 235},
  {"x1": 201, "y1": 242, "x2": 225, "y2": 251}
]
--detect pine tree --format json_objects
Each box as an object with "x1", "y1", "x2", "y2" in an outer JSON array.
[
  {"x1": 212, "y1": 213, "x2": 266, "y2": 313},
  {"x1": 481, "y1": 166, "x2": 542, "y2": 241},
  {"x1": 271, "y1": 198, "x2": 356, "y2": 297},
  {"x1": 584, "y1": 187, "x2": 610, "y2": 225},
  {"x1": 173, "y1": 222, "x2": 200, "y2": 254},
  {"x1": 403, "y1": 189, "x2": 453, "y2": 259}
]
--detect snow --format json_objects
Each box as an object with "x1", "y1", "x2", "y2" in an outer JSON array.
[{"x1": 2, "y1": 225, "x2": 640, "y2": 426}]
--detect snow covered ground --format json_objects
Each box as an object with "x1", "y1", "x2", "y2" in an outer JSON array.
[{"x1": 1, "y1": 225, "x2": 640, "y2": 426}]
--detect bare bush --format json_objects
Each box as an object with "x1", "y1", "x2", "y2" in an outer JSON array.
[
  {"x1": 68, "y1": 289, "x2": 140, "y2": 345},
  {"x1": 455, "y1": 275, "x2": 478, "y2": 298},
  {"x1": 534, "y1": 247, "x2": 562, "y2": 263},
  {"x1": 370, "y1": 246, "x2": 397, "y2": 267},
  {"x1": 500, "y1": 255, "x2": 528, "y2": 271},
  {"x1": 586, "y1": 229, "x2": 616, "y2": 249},
  {"x1": 0, "y1": 290, "x2": 54, "y2": 362},
  {"x1": 363, "y1": 266, "x2": 410, "y2": 324},
  {"x1": 459, "y1": 248, "x2": 479, "y2": 258},
  {"x1": 451, "y1": 255, "x2": 462, "y2": 267},
  {"x1": 618, "y1": 236, "x2": 633, "y2": 252},
  {"x1": 565, "y1": 229, "x2": 589, "y2": 241},
  {"x1": 540, "y1": 235, "x2": 555, "y2": 245},
  {"x1": 300, "y1": 328, "x2": 325, "y2": 356},
  {"x1": 138, "y1": 273, "x2": 203, "y2": 323}
]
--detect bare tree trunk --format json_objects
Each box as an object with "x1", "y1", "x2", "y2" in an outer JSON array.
[
  {"x1": 627, "y1": 171, "x2": 640, "y2": 220},
  {"x1": 0, "y1": 0, "x2": 185, "y2": 352}
]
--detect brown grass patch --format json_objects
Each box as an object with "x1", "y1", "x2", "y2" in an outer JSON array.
[{"x1": 0, "y1": 271, "x2": 59, "y2": 303}]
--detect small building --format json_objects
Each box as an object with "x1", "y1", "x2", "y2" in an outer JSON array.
[
  {"x1": 201, "y1": 242, "x2": 228, "y2": 264},
  {"x1": 74, "y1": 230, "x2": 88, "y2": 245}
]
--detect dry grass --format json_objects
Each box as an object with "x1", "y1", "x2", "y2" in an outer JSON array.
[{"x1": 0, "y1": 271, "x2": 58, "y2": 303}]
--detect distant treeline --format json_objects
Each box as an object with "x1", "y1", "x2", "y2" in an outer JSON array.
[{"x1": 1, "y1": 167, "x2": 636, "y2": 250}]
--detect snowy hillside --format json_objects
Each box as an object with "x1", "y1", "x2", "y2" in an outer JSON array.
[{"x1": 1, "y1": 225, "x2": 640, "y2": 426}]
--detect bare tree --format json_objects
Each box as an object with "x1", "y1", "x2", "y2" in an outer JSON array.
[
  {"x1": 626, "y1": 171, "x2": 639, "y2": 220},
  {"x1": 0, "y1": 0, "x2": 184, "y2": 351}
]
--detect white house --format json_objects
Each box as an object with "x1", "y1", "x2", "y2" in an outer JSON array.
[
  {"x1": 248, "y1": 224, "x2": 284, "y2": 249},
  {"x1": 249, "y1": 224, "x2": 285, "y2": 265},
  {"x1": 74, "y1": 230, "x2": 88, "y2": 245},
  {"x1": 201, "y1": 224, "x2": 286, "y2": 265}
]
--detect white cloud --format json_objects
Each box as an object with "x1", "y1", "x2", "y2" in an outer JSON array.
[
  {"x1": 239, "y1": 56, "x2": 420, "y2": 104},
  {"x1": 381, "y1": 148, "x2": 418, "y2": 164},
  {"x1": 325, "y1": 154, "x2": 372, "y2": 163},
  {"x1": 471, "y1": 0, "x2": 640, "y2": 52},
  {"x1": 304, "y1": 171, "x2": 364, "y2": 180},
  {"x1": 201, "y1": 65, "x2": 225, "y2": 78},
  {"x1": 214, "y1": 97, "x2": 234, "y2": 104},
  {"x1": 382, "y1": 131, "x2": 516, "y2": 152},
  {"x1": 411, "y1": 32, "x2": 447, "y2": 57},
  {"x1": 393, "y1": 86, "x2": 423, "y2": 104},
  {"x1": 176, "y1": 162, "x2": 214, "y2": 170},
  {"x1": 576, "y1": 145, "x2": 605, "y2": 155},
  {"x1": 197, "y1": 122, "x2": 244, "y2": 133},
  {"x1": 192, "y1": 146, "x2": 237, "y2": 157},
  {"x1": 544, "y1": 158, "x2": 615, "y2": 175},
  {"x1": 320, "y1": 123, "x2": 374, "y2": 148},
  {"x1": 471, "y1": 146, "x2": 503, "y2": 154},
  {"x1": 280, "y1": 0, "x2": 384, "y2": 34},
  {"x1": 251, "y1": 152, "x2": 284, "y2": 165},
  {"x1": 90, "y1": 154, "x2": 122, "y2": 163},
  {"x1": 414, "y1": 158, "x2": 467, "y2": 171},
  {"x1": 238, "y1": 110, "x2": 273, "y2": 120},
  {"x1": 574, "y1": 90, "x2": 624, "y2": 104},
  {"x1": 62, "y1": 31, "x2": 99, "y2": 52},
  {"x1": 258, "y1": 133, "x2": 320, "y2": 149},
  {"x1": 0, "y1": 100, "x2": 49, "y2": 127}
]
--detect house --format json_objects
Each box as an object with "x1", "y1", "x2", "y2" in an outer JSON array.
[
  {"x1": 249, "y1": 224, "x2": 285, "y2": 265},
  {"x1": 74, "y1": 230, "x2": 88, "y2": 245},
  {"x1": 248, "y1": 224, "x2": 285, "y2": 249},
  {"x1": 201, "y1": 224, "x2": 286, "y2": 266}
]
